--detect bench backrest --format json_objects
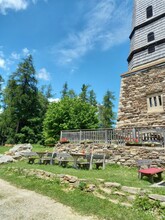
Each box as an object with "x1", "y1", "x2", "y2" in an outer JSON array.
[
  {"x1": 56, "y1": 153, "x2": 71, "y2": 159},
  {"x1": 21, "y1": 152, "x2": 38, "y2": 157},
  {"x1": 84, "y1": 153, "x2": 106, "y2": 170},
  {"x1": 45, "y1": 152, "x2": 56, "y2": 158},
  {"x1": 93, "y1": 154, "x2": 105, "y2": 160},
  {"x1": 137, "y1": 159, "x2": 152, "y2": 169}
]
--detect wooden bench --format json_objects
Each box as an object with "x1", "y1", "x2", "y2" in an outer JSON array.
[
  {"x1": 137, "y1": 160, "x2": 164, "y2": 183},
  {"x1": 56, "y1": 153, "x2": 74, "y2": 167},
  {"x1": 77, "y1": 153, "x2": 108, "y2": 170},
  {"x1": 92, "y1": 154, "x2": 106, "y2": 169},
  {"x1": 41, "y1": 152, "x2": 56, "y2": 165},
  {"x1": 28, "y1": 157, "x2": 37, "y2": 164},
  {"x1": 21, "y1": 152, "x2": 39, "y2": 164}
]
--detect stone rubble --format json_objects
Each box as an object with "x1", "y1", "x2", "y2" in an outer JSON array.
[
  {"x1": 54, "y1": 142, "x2": 165, "y2": 167},
  {"x1": 1, "y1": 142, "x2": 165, "y2": 168},
  {"x1": 0, "y1": 143, "x2": 33, "y2": 164}
]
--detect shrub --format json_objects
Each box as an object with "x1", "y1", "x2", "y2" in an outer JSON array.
[
  {"x1": 78, "y1": 181, "x2": 87, "y2": 191},
  {"x1": 45, "y1": 137, "x2": 56, "y2": 146},
  {"x1": 133, "y1": 195, "x2": 161, "y2": 212}
]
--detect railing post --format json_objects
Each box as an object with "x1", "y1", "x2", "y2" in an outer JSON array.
[
  {"x1": 60, "y1": 131, "x2": 63, "y2": 140},
  {"x1": 80, "y1": 130, "x2": 82, "y2": 143},
  {"x1": 105, "y1": 130, "x2": 108, "y2": 143},
  {"x1": 132, "y1": 128, "x2": 136, "y2": 140},
  {"x1": 163, "y1": 129, "x2": 165, "y2": 147}
]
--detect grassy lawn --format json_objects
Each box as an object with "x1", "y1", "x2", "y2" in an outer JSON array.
[{"x1": 0, "y1": 145, "x2": 165, "y2": 220}]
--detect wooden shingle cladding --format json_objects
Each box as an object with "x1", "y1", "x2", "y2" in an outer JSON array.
[
  {"x1": 128, "y1": 0, "x2": 165, "y2": 70},
  {"x1": 132, "y1": 0, "x2": 165, "y2": 27},
  {"x1": 128, "y1": 41, "x2": 165, "y2": 70},
  {"x1": 117, "y1": 0, "x2": 165, "y2": 128}
]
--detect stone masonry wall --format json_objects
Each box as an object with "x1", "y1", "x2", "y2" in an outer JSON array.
[
  {"x1": 54, "y1": 143, "x2": 165, "y2": 168},
  {"x1": 117, "y1": 63, "x2": 165, "y2": 128}
]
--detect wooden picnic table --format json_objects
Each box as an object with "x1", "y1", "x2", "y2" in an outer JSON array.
[
  {"x1": 70, "y1": 152, "x2": 86, "y2": 169},
  {"x1": 22, "y1": 152, "x2": 38, "y2": 164},
  {"x1": 36, "y1": 152, "x2": 49, "y2": 164},
  {"x1": 70, "y1": 152, "x2": 108, "y2": 170}
]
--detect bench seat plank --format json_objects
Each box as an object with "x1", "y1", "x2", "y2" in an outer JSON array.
[{"x1": 139, "y1": 168, "x2": 164, "y2": 175}]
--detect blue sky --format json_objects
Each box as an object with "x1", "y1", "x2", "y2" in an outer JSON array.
[{"x1": 0, "y1": 0, "x2": 133, "y2": 113}]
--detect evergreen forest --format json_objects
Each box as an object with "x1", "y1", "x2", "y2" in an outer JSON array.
[{"x1": 0, "y1": 55, "x2": 115, "y2": 145}]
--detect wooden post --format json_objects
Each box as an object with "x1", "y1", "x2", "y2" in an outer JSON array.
[
  {"x1": 102, "y1": 153, "x2": 106, "y2": 170},
  {"x1": 105, "y1": 130, "x2": 108, "y2": 143},
  {"x1": 80, "y1": 130, "x2": 82, "y2": 143},
  {"x1": 89, "y1": 147, "x2": 93, "y2": 170},
  {"x1": 60, "y1": 131, "x2": 63, "y2": 140},
  {"x1": 163, "y1": 130, "x2": 165, "y2": 147}
]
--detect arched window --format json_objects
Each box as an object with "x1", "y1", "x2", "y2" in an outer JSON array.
[
  {"x1": 147, "y1": 32, "x2": 155, "y2": 42},
  {"x1": 146, "y1": 6, "x2": 153, "y2": 19}
]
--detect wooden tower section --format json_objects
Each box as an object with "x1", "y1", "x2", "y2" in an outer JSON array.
[{"x1": 117, "y1": 0, "x2": 165, "y2": 128}]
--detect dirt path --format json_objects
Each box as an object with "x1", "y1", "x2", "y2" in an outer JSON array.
[{"x1": 0, "y1": 179, "x2": 98, "y2": 220}]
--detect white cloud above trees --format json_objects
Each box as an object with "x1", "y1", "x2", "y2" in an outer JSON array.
[
  {"x1": 37, "y1": 68, "x2": 50, "y2": 81},
  {"x1": 0, "y1": 57, "x2": 6, "y2": 69},
  {"x1": 0, "y1": 0, "x2": 47, "y2": 14}
]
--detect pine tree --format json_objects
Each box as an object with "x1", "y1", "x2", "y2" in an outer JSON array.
[
  {"x1": 99, "y1": 90, "x2": 115, "y2": 128},
  {"x1": 0, "y1": 75, "x2": 4, "y2": 109},
  {"x1": 79, "y1": 84, "x2": 90, "y2": 102},
  {"x1": 61, "y1": 82, "x2": 69, "y2": 99},
  {"x1": 89, "y1": 89, "x2": 97, "y2": 106},
  {"x1": 2, "y1": 55, "x2": 48, "y2": 144}
]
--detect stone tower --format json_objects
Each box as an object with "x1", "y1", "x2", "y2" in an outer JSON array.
[{"x1": 117, "y1": 0, "x2": 165, "y2": 128}]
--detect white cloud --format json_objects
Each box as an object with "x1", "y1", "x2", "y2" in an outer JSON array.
[
  {"x1": 37, "y1": 68, "x2": 50, "y2": 81},
  {"x1": 0, "y1": 50, "x2": 4, "y2": 57},
  {"x1": 48, "y1": 98, "x2": 60, "y2": 103},
  {"x1": 55, "y1": 0, "x2": 132, "y2": 66},
  {"x1": 10, "y1": 52, "x2": 20, "y2": 60},
  {"x1": 0, "y1": 0, "x2": 47, "y2": 14},
  {"x1": 0, "y1": 0, "x2": 28, "y2": 14},
  {"x1": 22, "y1": 47, "x2": 30, "y2": 56},
  {"x1": 0, "y1": 47, "x2": 36, "y2": 73},
  {"x1": 0, "y1": 57, "x2": 6, "y2": 69}
]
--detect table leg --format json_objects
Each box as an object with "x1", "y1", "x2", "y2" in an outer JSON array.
[
  {"x1": 72, "y1": 156, "x2": 79, "y2": 169},
  {"x1": 38, "y1": 157, "x2": 42, "y2": 164},
  {"x1": 157, "y1": 172, "x2": 162, "y2": 181},
  {"x1": 149, "y1": 175, "x2": 154, "y2": 183}
]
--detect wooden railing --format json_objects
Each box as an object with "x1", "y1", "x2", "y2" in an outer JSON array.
[{"x1": 60, "y1": 127, "x2": 165, "y2": 147}]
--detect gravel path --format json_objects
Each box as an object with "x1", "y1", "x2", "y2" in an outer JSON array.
[{"x1": 0, "y1": 179, "x2": 98, "y2": 220}]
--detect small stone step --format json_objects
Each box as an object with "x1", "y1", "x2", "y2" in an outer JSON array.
[
  {"x1": 99, "y1": 187, "x2": 112, "y2": 194},
  {"x1": 148, "y1": 194, "x2": 165, "y2": 202},
  {"x1": 113, "y1": 191, "x2": 126, "y2": 196},
  {"x1": 121, "y1": 186, "x2": 142, "y2": 194},
  {"x1": 104, "y1": 182, "x2": 121, "y2": 188},
  {"x1": 94, "y1": 192, "x2": 132, "y2": 207},
  {"x1": 120, "y1": 202, "x2": 132, "y2": 207},
  {"x1": 127, "y1": 195, "x2": 136, "y2": 202}
]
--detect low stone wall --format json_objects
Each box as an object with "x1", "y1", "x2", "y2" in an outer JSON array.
[
  {"x1": 108, "y1": 146, "x2": 165, "y2": 167},
  {"x1": 54, "y1": 143, "x2": 165, "y2": 167}
]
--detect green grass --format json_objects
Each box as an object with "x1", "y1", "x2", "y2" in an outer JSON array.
[
  {"x1": 0, "y1": 144, "x2": 54, "y2": 155},
  {"x1": 0, "y1": 167, "x2": 156, "y2": 220},
  {"x1": 3, "y1": 160, "x2": 165, "y2": 190},
  {"x1": 31, "y1": 144, "x2": 54, "y2": 152},
  {"x1": 0, "y1": 145, "x2": 164, "y2": 220},
  {"x1": 0, "y1": 146, "x2": 12, "y2": 154}
]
